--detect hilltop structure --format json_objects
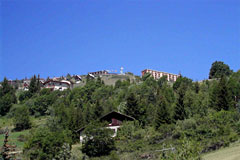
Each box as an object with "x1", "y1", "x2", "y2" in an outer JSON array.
[
  {"x1": 141, "y1": 69, "x2": 180, "y2": 82},
  {"x1": 88, "y1": 70, "x2": 109, "y2": 76}
]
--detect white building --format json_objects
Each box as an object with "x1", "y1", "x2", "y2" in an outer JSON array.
[
  {"x1": 141, "y1": 69, "x2": 180, "y2": 82},
  {"x1": 43, "y1": 80, "x2": 72, "y2": 91}
]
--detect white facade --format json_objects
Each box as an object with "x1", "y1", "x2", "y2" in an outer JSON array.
[
  {"x1": 44, "y1": 80, "x2": 71, "y2": 91},
  {"x1": 79, "y1": 126, "x2": 121, "y2": 143},
  {"x1": 142, "y1": 69, "x2": 180, "y2": 82}
]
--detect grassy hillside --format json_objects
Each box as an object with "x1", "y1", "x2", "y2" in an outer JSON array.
[
  {"x1": 0, "y1": 130, "x2": 29, "y2": 149},
  {"x1": 73, "y1": 73, "x2": 140, "y2": 88},
  {"x1": 203, "y1": 142, "x2": 240, "y2": 160}
]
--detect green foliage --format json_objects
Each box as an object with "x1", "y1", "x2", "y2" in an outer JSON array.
[
  {"x1": 18, "y1": 91, "x2": 32, "y2": 102},
  {"x1": 174, "y1": 85, "x2": 187, "y2": 121},
  {"x1": 173, "y1": 76, "x2": 192, "y2": 91},
  {"x1": 13, "y1": 105, "x2": 31, "y2": 131},
  {"x1": 142, "y1": 73, "x2": 151, "y2": 81},
  {"x1": 155, "y1": 96, "x2": 171, "y2": 129},
  {"x1": 228, "y1": 70, "x2": 240, "y2": 105},
  {"x1": 210, "y1": 76, "x2": 233, "y2": 111},
  {"x1": 24, "y1": 127, "x2": 71, "y2": 160},
  {"x1": 209, "y1": 61, "x2": 233, "y2": 79},
  {"x1": 48, "y1": 103, "x2": 84, "y2": 142},
  {"x1": 0, "y1": 77, "x2": 16, "y2": 116},
  {"x1": 0, "y1": 93, "x2": 15, "y2": 116},
  {"x1": 29, "y1": 75, "x2": 37, "y2": 95},
  {"x1": 157, "y1": 75, "x2": 168, "y2": 88},
  {"x1": 124, "y1": 92, "x2": 145, "y2": 122},
  {"x1": 28, "y1": 90, "x2": 60, "y2": 116},
  {"x1": 175, "y1": 137, "x2": 202, "y2": 160},
  {"x1": 82, "y1": 122, "x2": 115, "y2": 157},
  {"x1": 117, "y1": 121, "x2": 140, "y2": 140},
  {"x1": 29, "y1": 75, "x2": 40, "y2": 95}
]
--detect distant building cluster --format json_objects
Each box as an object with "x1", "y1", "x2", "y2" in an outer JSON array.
[
  {"x1": 141, "y1": 69, "x2": 180, "y2": 82},
  {"x1": 4, "y1": 68, "x2": 180, "y2": 91},
  {"x1": 7, "y1": 74, "x2": 82, "y2": 91}
]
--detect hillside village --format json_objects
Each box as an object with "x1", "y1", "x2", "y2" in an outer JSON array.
[{"x1": 5, "y1": 68, "x2": 181, "y2": 91}]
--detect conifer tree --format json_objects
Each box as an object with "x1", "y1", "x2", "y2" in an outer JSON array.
[
  {"x1": 29, "y1": 75, "x2": 39, "y2": 94},
  {"x1": 0, "y1": 77, "x2": 12, "y2": 96},
  {"x1": 93, "y1": 101, "x2": 103, "y2": 119},
  {"x1": 155, "y1": 96, "x2": 171, "y2": 129},
  {"x1": 0, "y1": 77, "x2": 16, "y2": 116},
  {"x1": 174, "y1": 85, "x2": 187, "y2": 121},
  {"x1": 210, "y1": 76, "x2": 232, "y2": 111},
  {"x1": 37, "y1": 74, "x2": 41, "y2": 91},
  {"x1": 124, "y1": 92, "x2": 141, "y2": 120}
]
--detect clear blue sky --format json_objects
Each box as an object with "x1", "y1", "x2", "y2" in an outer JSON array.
[{"x1": 1, "y1": 0, "x2": 239, "y2": 81}]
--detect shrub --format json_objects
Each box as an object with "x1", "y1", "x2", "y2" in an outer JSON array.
[
  {"x1": 82, "y1": 122, "x2": 115, "y2": 157},
  {"x1": 13, "y1": 105, "x2": 31, "y2": 131},
  {"x1": 24, "y1": 127, "x2": 72, "y2": 160}
]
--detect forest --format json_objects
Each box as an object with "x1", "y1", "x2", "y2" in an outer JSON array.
[{"x1": 0, "y1": 61, "x2": 240, "y2": 160}]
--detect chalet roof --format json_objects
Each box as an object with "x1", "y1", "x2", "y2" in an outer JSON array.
[
  {"x1": 43, "y1": 80, "x2": 71, "y2": 86},
  {"x1": 100, "y1": 111, "x2": 135, "y2": 122},
  {"x1": 76, "y1": 111, "x2": 135, "y2": 133},
  {"x1": 74, "y1": 75, "x2": 82, "y2": 80}
]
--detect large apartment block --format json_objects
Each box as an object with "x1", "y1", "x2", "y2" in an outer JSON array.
[{"x1": 141, "y1": 69, "x2": 180, "y2": 82}]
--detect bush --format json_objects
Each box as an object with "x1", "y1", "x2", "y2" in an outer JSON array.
[
  {"x1": 82, "y1": 122, "x2": 115, "y2": 157},
  {"x1": 19, "y1": 91, "x2": 32, "y2": 102},
  {"x1": 13, "y1": 105, "x2": 31, "y2": 131},
  {"x1": 117, "y1": 121, "x2": 140, "y2": 140},
  {"x1": 24, "y1": 127, "x2": 72, "y2": 160}
]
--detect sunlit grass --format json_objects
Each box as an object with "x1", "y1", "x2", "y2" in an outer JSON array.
[
  {"x1": 203, "y1": 142, "x2": 240, "y2": 160},
  {"x1": 0, "y1": 129, "x2": 29, "y2": 149}
]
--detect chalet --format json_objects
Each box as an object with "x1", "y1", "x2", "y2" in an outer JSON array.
[
  {"x1": 73, "y1": 75, "x2": 82, "y2": 83},
  {"x1": 43, "y1": 80, "x2": 72, "y2": 91},
  {"x1": 77, "y1": 111, "x2": 135, "y2": 143}
]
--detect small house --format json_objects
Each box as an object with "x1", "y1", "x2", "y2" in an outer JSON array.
[{"x1": 77, "y1": 111, "x2": 135, "y2": 143}]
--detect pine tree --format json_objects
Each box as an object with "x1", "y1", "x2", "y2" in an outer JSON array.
[
  {"x1": 155, "y1": 96, "x2": 171, "y2": 129},
  {"x1": 37, "y1": 74, "x2": 41, "y2": 91},
  {"x1": 83, "y1": 102, "x2": 94, "y2": 124},
  {"x1": 0, "y1": 77, "x2": 12, "y2": 96},
  {"x1": 124, "y1": 92, "x2": 141, "y2": 120},
  {"x1": 29, "y1": 75, "x2": 38, "y2": 94},
  {"x1": 0, "y1": 77, "x2": 16, "y2": 116},
  {"x1": 93, "y1": 101, "x2": 103, "y2": 119},
  {"x1": 174, "y1": 85, "x2": 187, "y2": 121},
  {"x1": 211, "y1": 76, "x2": 232, "y2": 111}
]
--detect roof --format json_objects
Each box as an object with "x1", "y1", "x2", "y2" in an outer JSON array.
[
  {"x1": 74, "y1": 75, "x2": 82, "y2": 80},
  {"x1": 100, "y1": 111, "x2": 135, "y2": 122},
  {"x1": 43, "y1": 80, "x2": 71, "y2": 86},
  {"x1": 76, "y1": 111, "x2": 135, "y2": 133}
]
